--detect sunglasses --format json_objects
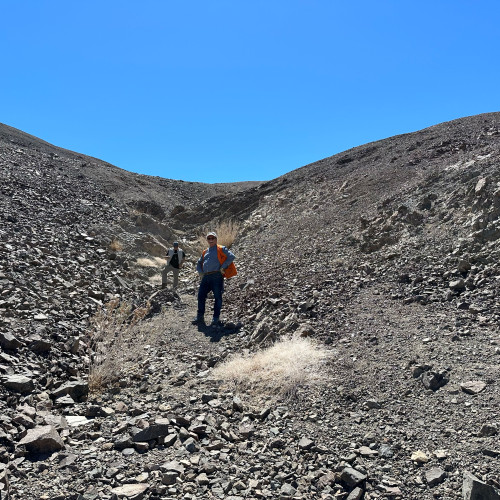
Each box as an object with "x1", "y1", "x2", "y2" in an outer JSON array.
[{"x1": 207, "y1": 237, "x2": 216, "y2": 240}]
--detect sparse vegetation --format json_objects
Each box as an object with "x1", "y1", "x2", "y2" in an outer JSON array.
[
  {"x1": 87, "y1": 299, "x2": 152, "y2": 393},
  {"x1": 136, "y1": 256, "x2": 166, "y2": 267},
  {"x1": 212, "y1": 336, "x2": 330, "y2": 399},
  {"x1": 109, "y1": 238, "x2": 123, "y2": 252},
  {"x1": 197, "y1": 220, "x2": 241, "y2": 252}
]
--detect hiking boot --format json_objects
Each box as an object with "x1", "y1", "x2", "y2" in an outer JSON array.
[
  {"x1": 211, "y1": 317, "x2": 220, "y2": 326},
  {"x1": 192, "y1": 316, "x2": 205, "y2": 325}
]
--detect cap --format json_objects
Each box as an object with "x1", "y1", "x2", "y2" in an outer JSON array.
[
  {"x1": 207, "y1": 232, "x2": 217, "y2": 239},
  {"x1": 173, "y1": 241, "x2": 179, "y2": 246}
]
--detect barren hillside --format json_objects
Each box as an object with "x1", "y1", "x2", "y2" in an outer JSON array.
[{"x1": 0, "y1": 114, "x2": 499, "y2": 499}]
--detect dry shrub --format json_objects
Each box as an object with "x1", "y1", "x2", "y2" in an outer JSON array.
[
  {"x1": 136, "y1": 256, "x2": 166, "y2": 267},
  {"x1": 212, "y1": 337, "x2": 330, "y2": 398},
  {"x1": 88, "y1": 299, "x2": 152, "y2": 393},
  {"x1": 109, "y1": 238, "x2": 123, "y2": 252},
  {"x1": 196, "y1": 220, "x2": 241, "y2": 252}
]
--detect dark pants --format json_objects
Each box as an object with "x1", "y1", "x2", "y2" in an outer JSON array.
[{"x1": 197, "y1": 273, "x2": 224, "y2": 319}]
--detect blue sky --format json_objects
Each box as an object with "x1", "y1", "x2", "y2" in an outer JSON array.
[{"x1": 1, "y1": 1, "x2": 499, "y2": 183}]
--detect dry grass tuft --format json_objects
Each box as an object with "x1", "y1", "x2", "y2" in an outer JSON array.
[
  {"x1": 136, "y1": 256, "x2": 166, "y2": 267},
  {"x1": 212, "y1": 337, "x2": 330, "y2": 398},
  {"x1": 87, "y1": 299, "x2": 153, "y2": 393},
  {"x1": 109, "y1": 238, "x2": 123, "y2": 252},
  {"x1": 197, "y1": 220, "x2": 241, "y2": 252}
]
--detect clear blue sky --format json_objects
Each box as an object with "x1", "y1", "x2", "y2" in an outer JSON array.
[{"x1": 1, "y1": 1, "x2": 499, "y2": 183}]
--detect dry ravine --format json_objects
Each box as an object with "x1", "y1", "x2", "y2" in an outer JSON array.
[{"x1": 1, "y1": 114, "x2": 499, "y2": 499}]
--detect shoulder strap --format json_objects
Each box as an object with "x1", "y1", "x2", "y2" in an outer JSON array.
[
  {"x1": 201, "y1": 249, "x2": 207, "y2": 272},
  {"x1": 216, "y1": 245, "x2": 227, "y2": 264}
]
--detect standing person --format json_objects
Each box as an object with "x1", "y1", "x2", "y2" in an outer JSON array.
[
  {"x1": 162, "y1": 242, "x2": 186, "y2": 290},
  {"x1": 193, "y1": 232, "x2": 235, "y2": 325}
]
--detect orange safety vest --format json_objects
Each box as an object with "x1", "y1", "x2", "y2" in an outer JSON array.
[{"x1": 202, "y1": 245, "x2": 237, "y2": 279}]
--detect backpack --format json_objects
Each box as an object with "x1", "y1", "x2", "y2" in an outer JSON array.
[{"x1": 202, "y1": 245, "x2": 237, "y2": 279}]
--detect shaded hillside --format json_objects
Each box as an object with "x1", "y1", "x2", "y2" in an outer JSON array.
[{"x1": 0, "y1": 122, "x2": 260, "y2": 220}]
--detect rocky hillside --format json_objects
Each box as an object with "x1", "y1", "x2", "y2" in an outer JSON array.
[{"x1": 0, "y1": 114, "x2": 499, "y2": 499}]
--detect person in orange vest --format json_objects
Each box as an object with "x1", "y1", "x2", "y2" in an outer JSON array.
[{"x1": 193, "y1": 231, "x2": 235, "y2": 326}]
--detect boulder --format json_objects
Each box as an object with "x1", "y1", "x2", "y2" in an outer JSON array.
[
  {"x1": 463, "y1": 471, "x2": 500, "y2": 500},
  {"x1": 461, "y1": 381, "x2": 487, "y2": 395},
  {"x1": 132, "y1": 419, "x2": 170, "y2": 442},
  {"x1": 425, "y1": 467, "x2": 446, "y2": 486},
  {"x1": 18, "y1": 425, "x2": 64, "y2": 453},
  {"x1": 0, "y1": 331, "x2": 23, "y2": 350},
  {"x1": 341, "y1": 467, "x2": 367, "y2": 487},
  {"x1": 3, "y1": 375, "x2": 34, "y2": 394},
  {"x1": 51, "y1": 380, "x2": 88, "y2": 401}
]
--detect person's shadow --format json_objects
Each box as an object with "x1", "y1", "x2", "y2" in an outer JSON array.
[{"x1": 196, "y1": 321, "x2": 243, "y2": 342}]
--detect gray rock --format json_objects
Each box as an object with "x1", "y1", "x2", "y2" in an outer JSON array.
[
  {"x1": 450, "y1": 279, "x2": 466, "y2": 291},
  {"x1": 280, "y1": 483, "x2": 296, "y2": 496},
  {"x1": 379, "y1": 444, "x2": 394, "y2": 458},
  {"x1": 28, "y1": 335, "x2": 52, "y2": 353},
  {"x1": 196, "y1": 473, "x2": 210, "y2": 485},
  {"x1": 114, "y1": 435, "x2": 134, "y2": 451},
  {"x1": 365, "y1": 399, "x2": 382, "y2": 409},
  {"x1": 425, "y1": 467, "x2": 446, "y2": 486},
  {"x1": 0, "y1": 331, "x2": 23, "y2": 350},
  {"x1": 162, "y1": 472, "x2": 178, "y2": 485},
  {"x1": 422, "y1": 370, "x2": 449, "y2": 391},
  {"x1": 18, "y1": 425, "x2": 64, "y2": 453},
  {"x1": 341, "y1": 467, "x2": 367, "y2": 487},
  {"x1": 480, "y1": 423, "x2": 498, "y2": 436},
  {"x1": 160, "y1": 461, "x2": 185, "y2": 475},
  {"x1": 51, "y1": 380, "x2": 89, "y2": 401},
  {"x1": 110, "y1": 484, "x2": 148, "y2": 498},
  {"x1": 458, "y1": 260, "x2": 472, "y2": 273},
  {"x1": 463, "y1": 471, "x2": 500, "y2": 500},
  {"x1": 132, "y1": 418, "x2": 170, "y2": 442},
  {"x1": 461, "y1": 380, "x2": 487, "y2": 394},
  {"x1": 3, "y1": 375, "x2": 34, "y2": 394},
  {"x1": 298, "y1": 437, "x2": 314, "y2": 450},
  {"x1": 184, "y1": 437, "x2": 199, "y2": 453},
  {"x1": 347, "y1": 487, "x2": 364, "y2": 500},
  {"x1": 232, "y1": 396, "x2": 244, "y2": 412}
]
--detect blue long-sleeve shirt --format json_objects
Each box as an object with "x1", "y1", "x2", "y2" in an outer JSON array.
[{"x1": 196, "y1": 245, "x2": 235, "y2": 273}]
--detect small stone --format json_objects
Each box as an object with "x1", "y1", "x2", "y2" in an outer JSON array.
[
  {"x1": 480, "y1": 423, "x2": 498, "y2": 436},
  {"x1": 110, "y1": 484, "x2": 148, "y2": 497},
  {"x1": 162, "y1": 472, "x2": 178, "y2": 485},
  {"x1": 232, "y1": 396, "x2": 244, "y2": 412},
  {"x1": 411, "y1": 450, "x2": 429, "y2": 463},
  {"x1": 425, "y1": 467, "x2": 446, "y2": 486},
  {"x1": 65, "y1": 416, "x2": 91, "y2": 428},
  {"x1": 184, "y1": 437, "x2": 199, "y2": 453},
  {"x1": 196, "y1": 473, "x2": 210, "y2": 485},
  {"x1": 358, "y1": 446, "x2": 378, "y2": 457},
  {"x1": 422, "y1": 370, "x2": 449, "y2": 391},
  {"x1": 461, "y1": 380, "x2": 487, "y2": 394},
  {"x1": 280, "y1": 483, "x2": 296, "y2": 496},
  {"x1": 298, "y1": 437, "x2": 314, "y2": 450},
  {"x1": 346, "y1": 487, "x2": 364, "y2": 500},
  {"x1": 449, "y1": 279, "x2": 466, "y2": 291},
  {"x1": 379, "y1": 444, "x2": 394, "y2": 458}
]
